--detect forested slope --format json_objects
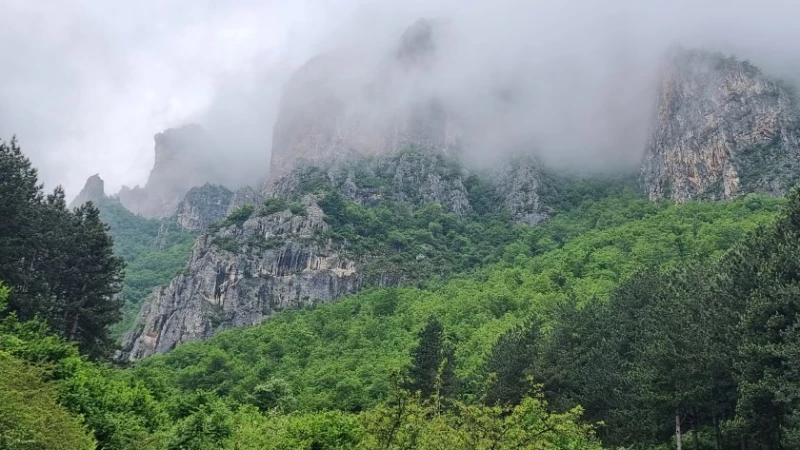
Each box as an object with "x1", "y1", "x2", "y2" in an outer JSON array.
[{"x1": 5, "y1": 137, "x2": 800, "y2": 449}]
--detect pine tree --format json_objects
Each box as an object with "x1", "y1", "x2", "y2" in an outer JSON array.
[
  {"x1": 0, "y1": 139, "x2": 124, "y2": 359},
  {"x1": 0, "y1": 137, "x2": 46, "y2": 315},
  {"x1": 60, "y1": 202, "x2": 125, "y2": 358},
  {"x1": 484, "y1": 319, "x2": 541, "y2": 406},
  {"x1": 405, "y1": 318, "x2": 457, "y2": 400}
]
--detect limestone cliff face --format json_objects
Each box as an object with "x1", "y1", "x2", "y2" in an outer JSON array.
[
  {"x1": 174, "y1": 184, "x2": 234, "y2": 232},
  {"x1": 267, "y1": 18, "x2": 461, "y2": 183},
  {"x1": 69, "y1": 174, "x2": 105, "y2": 209},
  {"x1": 496, "y1": 156, "x2": 550, "y2": 225},
  {"x1": 642, "y1": 49, "x2": 800, "y2": 201},
  {"x1": 121, "y1": 196, "x2": 361, "y2": 359},
  {"x1": 227, "y1": 186, "x2": 265, "y2": 215},
  {"x1": 271, "y1": 150, "x2": 472, "y2": 217}
]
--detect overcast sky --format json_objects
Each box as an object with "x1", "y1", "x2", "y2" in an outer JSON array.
[{"x1": 2, "y1": 0, "x2": 800, "y2": 197}]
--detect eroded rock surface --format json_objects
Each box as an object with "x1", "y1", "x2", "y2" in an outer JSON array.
[
  {"x1": 122, "y1": 197, "x2": 361, "y2": 359},
  {"x1": 642, "y1": 49, "x2": 800, "y2": 201},
  {"x1": 174, "y1": 184, "x2": 234, "y2": 231},
  {"x1": 69, "y1": 174, "x2": 106, "y2": 209}
]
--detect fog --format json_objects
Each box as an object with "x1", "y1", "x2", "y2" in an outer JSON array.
[{"x1": 1, "y1": 0, "x2": 799, "y2": 197}]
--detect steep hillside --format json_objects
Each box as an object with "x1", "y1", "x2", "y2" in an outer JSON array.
[
  {"x1": 642, "y1": 48, "x2": 800, "y2": 201},
  {"x1": 91, "y1": 197, "x2": 196, "y2": 339},
  {"x1": 122, "y1": 150, "x2": 553, "y2": 359},
  {"x1": 133, "y1": 193, "x2": 781, "y2": 412}
]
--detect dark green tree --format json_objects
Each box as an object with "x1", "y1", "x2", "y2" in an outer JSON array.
[
  {"x1": 60, "y1": 202, "x2": 125, "y2": 358},
  {"x1": 484, "y1": 319, "x2": 542, "y2": 406},
  {"x1": 0, "y1": 138, "x2": 124, "y2": 358},
  {"x1": 405, "y1": 318, "x2": 457, "y2": 400}
]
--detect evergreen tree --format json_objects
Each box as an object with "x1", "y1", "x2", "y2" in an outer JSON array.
[
  {"x1": 60, "y1": 202, "x2": 125, "y2": 358},
  {"x1": 0, "y1": 138, "x2": 124, "y2": 358},
  {"x1": 484, "y1": 319, "x2": 542, "y2": 406},
  {"x1": 0, "y1": 137, "x2": 47, "y2": 316},
  {"x1": 405, "y1": 318, "x2": 457, "y2": 400}
]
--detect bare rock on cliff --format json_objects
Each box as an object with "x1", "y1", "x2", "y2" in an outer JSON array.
[
  {"x1": 174, "y1": 184, "x2": 234, "y2": 231},
  {"x1": 69, "y1": 174, "x2": 105, "y2": 209},
  {"x1": 267, "y1": 18, "x2": 460, "y2": 184},
  {"x1": 496, "y1": 156, "x2": 551, "y2": 225},
  {"x1": 121, "y1": 196, "x2": 362, "y2": 359},
  {"x1": 642, "y1": 48, "x2": 800, "y2": 201},
  {"x1": 227, "y1": 186, "x2": 265, "y2": 215},
  {"x1": 271, "y1": 150, "x2": 472, "y2": 217}
]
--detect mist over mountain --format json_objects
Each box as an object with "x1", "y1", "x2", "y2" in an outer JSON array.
[
  {"x1": 2, "y1": 0, "x2": 800, "y2": 199},
  {"x1": 9, "y1": 2, "x2": 800, "y2": 449}
]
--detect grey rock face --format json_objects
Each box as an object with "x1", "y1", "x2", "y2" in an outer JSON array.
[
  {"x1": 642, "y1": 49, "x2": 800, "y2": 201},
  {"x1": 227, "y1": 186, "x2": 265, "y2": 215},
  {"x1": 121, "y1": 197, "x2": 362, "y2": 359},
  {"x1": 174, "y1": 184, "x2": 234, "y2": 231},
  {"x1": 271, "y1": 150, "x2": 472, "y2": 217},
  {"x1": 69, "y1": 174, "x2": 105, "y2": 209},
  {"x1": 496, "y1": 156, "x2": 550, "y2": 225},
  {"x1": 267, "y1": 18, "x2": 461, "y2": 183}
]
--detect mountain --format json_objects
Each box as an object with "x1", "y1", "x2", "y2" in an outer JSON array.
[
  {"x1": 121, "y1": 149, "x2": 551, "y2": 359},
  {"x1": 120, "y1": 20, "x2": 556, "y2": 359},
  {"x1": 121, "y1": 39, "x2": 800, "y2": 359},
  {"x1": 642, "y1": 48, "x2": 800, "y2": 201},
  {"x1": 68, "y1": 173, "x2": 105, "y2": 209},
  {"x1": 117, "y1": 125, "x2": 219, "y2": 218},
  {"x1": 267, "y1": 18, "x2": 460, "y2": 183}
]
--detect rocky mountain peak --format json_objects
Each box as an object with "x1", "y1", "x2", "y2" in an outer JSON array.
[
  {"x1": 117, "y1": 125, "x2": 214, "y2": 218},
  {"x1": 69, "y1": 174, "x2": 105, "y2": 209},
  {"x1": 641, "y1": 48, "x2": 800, "y2": 201},
  {"x1": 266, "y1": 18, "x2": 460, "y2": 185}
]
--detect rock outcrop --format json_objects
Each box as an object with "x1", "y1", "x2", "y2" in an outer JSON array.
[
  {"x1": 174, "y1": 184, "x2": 234, "y2": 231},
  {"x1": 118, "y1": 125, "x2": 215, "y2": 218},
  {"x1": 271, "y1": 150, "x2": 472, "y2": 216},
  {"x1": 120, "y1": 19, "x2": 557, "y2": 360},
  {"x1": 496, "y1": 156, "x2": 550, "y2": 225},
  {"x1": 227, "y1": 186, "x2": 265, "y2": 215},
  {"x1": 121, "y1": 196, "x2": 362, "y2": 359},
  {"x1": 267, "y1": 18, "x2": 460, "y2": 184},
  {"x1": 642, "y1": 49, "x2": 800, "y2": 201},
  {"x1": 69, "y1": 174, "x2": 106, "y2": 209}
]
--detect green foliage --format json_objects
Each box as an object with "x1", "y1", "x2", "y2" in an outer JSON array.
[
  {"x1": 404, "y1": 318, "x2": 457, "y2": 400},
  {"x1": 359, "y1": 386, "x2": 600, "y2": 450},
  {"x1": 0, "y1": 351, "x2": 97, "y2": 450},
  {"x1": 0, "y1": 282, "x2": 8, "y2": 312},
  {"x1": 260, "y1": 198, "x2": 307, "y2": 218},
  {"x1": 92, "y1": 196, "x2": 195, "y2": 341},
  {"x1": 224, "y1": 205, "x2": 255, "y2": 227},
  {"x1": 212, "y1": 236, "x2": 240, "y2": 253},
  {"x1": 134, "y1": 193, "x2": 780, "y2": 415},
  {"x1": 262, "y1": 197, "x2": 289, "y2": 215},
  {"x1": 316, "y1": 189, "x2": 522, "y2": 283},
  {"x1": 0, "y1": 139, "x2": 127, "y2": 358},
  {"x1": 250, "y1": 378, "x2": 297, "y2": 412},
  {"x1": 0, "y1": 312, "x2": 169, "y2": 449}
]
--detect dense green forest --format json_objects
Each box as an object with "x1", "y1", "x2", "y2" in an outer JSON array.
[
  {"x1": 4, "y1": 138, "x2": 800, "y2": 449},
  {"x1": 92, "y1": 197, "x2": 195, "y2": 339}
]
